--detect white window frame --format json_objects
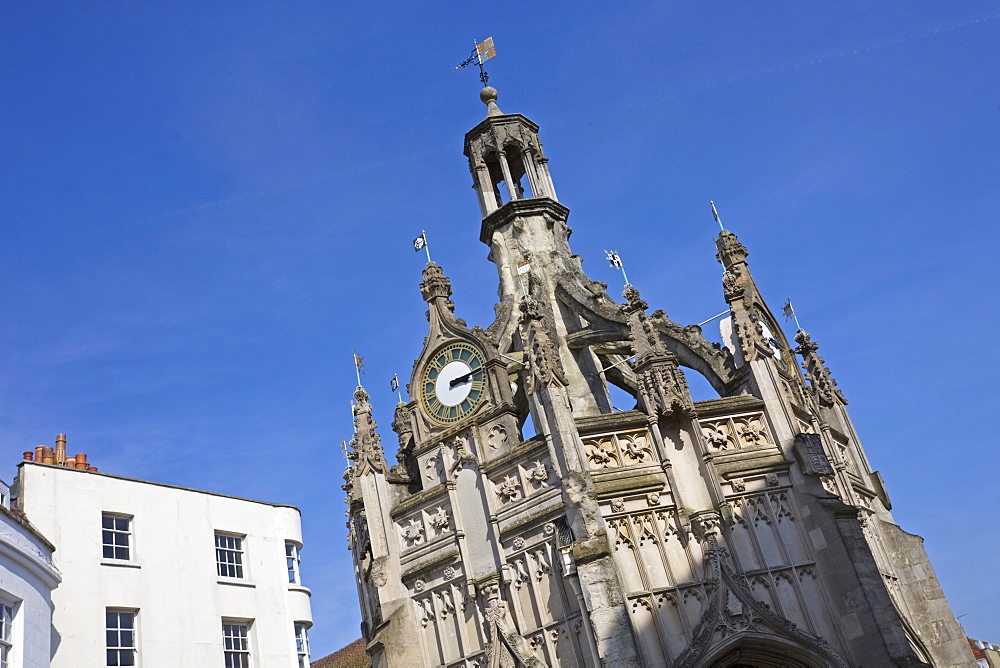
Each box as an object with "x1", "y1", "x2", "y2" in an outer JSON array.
[
  {"x1": 294, "y1": 623, "x2": 310, "y2": 667},
  {"x1": 0, "y1": 601, "x2": 13, "y2": 668},
  {"x1": 222, "y1": 620, "x2": 252, "y2": 668},
  {"x1": 285, "y1": 541, "x2": 301, "y2": 585},
  {"x1": 215, "y1": 532, "x2": 246, "y2": 580},
  {"x1": 105, "y1": 608, "x2": 138, "y2": 667},
  {"x1": 102, "y1": 513, "x2": 134, "y2": 562}
]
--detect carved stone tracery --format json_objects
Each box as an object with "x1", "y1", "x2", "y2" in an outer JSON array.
[{"x1": 795, "y1": 330, "x2": 847, "y2": 406}]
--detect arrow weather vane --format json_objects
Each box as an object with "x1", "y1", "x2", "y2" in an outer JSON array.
[{"x1": 455, "y1": 37, "x2": 497, "y2": 86}]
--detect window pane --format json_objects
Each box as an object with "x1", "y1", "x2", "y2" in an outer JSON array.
[
  {"x1": 103, "y1": 515, "x2": 115, "y2": 529},
  {"x1": 106, "y1": 611, "x2": 117, "y2": 627},
  {"x1": 107, "y1": 630, "x2": 117, "y2": 646},
  {"x1": 120, "y1": 650, "x2": 134, "y2": 667},
  {"x1": 115, "y1": 517, "x2": 129, "y2": 531},
  {"x1": 107, "y1": 649, "x2": 118, "y2": 666}
]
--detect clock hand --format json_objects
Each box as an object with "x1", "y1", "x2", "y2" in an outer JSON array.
[{"x1": 449, "y1": 372, "x2": 473, "y2": 388}]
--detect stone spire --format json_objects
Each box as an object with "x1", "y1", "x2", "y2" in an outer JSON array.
[
  {"x1": 621, "y1": 284, "x2": 694, "y2": 418},
  {"x1": 715, "y1": 228, "x2": 783, "y2": 365},
  {"x1": 347, "y1": 386, "x2": 388, "y2": 477},
  {"x1": 794, "y1": 329, "x2": 847, "y2": 407}
]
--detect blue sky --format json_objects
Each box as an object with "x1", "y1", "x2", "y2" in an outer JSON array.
[{"x1": 2, "y1": 1, "x2": 998, "y2": 658}]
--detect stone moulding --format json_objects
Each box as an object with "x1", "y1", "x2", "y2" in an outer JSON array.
[{"x1": 400, "y1": 547, "x2": 462, "y2": 581}]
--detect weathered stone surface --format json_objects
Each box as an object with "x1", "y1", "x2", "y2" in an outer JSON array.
[{"x1": 341, "y1": 89, "x2": 974, "y2": 667}]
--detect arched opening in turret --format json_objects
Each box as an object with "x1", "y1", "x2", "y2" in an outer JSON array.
[
  {"x1": 482, "y1": 143, "x2": 541, "y2": 208},
  {"x1": 503, "y1": 146, "x2": 534, "y2": 199},
  {"x1": 483, "y1": 150, "x2": 510, "y2": 205}
]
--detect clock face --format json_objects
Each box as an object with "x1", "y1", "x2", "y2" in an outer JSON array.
[{"x1": 421, "y1": 342, "x2": 487, "y2": 424}]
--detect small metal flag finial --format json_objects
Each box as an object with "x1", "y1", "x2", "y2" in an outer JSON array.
[
  {"x1": 455, "y1": 37, "x2": 497, "y2": 87},
  {"x1": 782, "y1": 299, "x2": 802, "y2": 331},
  {"x1": 390, "y1": 373, "x2": 403, "y2": 403},
  {"x1": 604, "y1": 250, "x2": 631, "y2": 287},
  {"x1": 413, "y1": 230, "x2": 431, "y2": 262},
  {"x1": 710, "y1": 200, "x2": 725, "y2": 232},
  {"x1": 353, "y1": 350, "x2": 365, "y2": 387}
]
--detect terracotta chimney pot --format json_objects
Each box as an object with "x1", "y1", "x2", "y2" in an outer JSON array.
[
  {"x1": 35, "y1": 446, "x2": 44, "y2": 461},
  {"x1": 88, "y1": 466, "x2": 99, "y2": 473},
  {"x1": 75, "y1": 453, "x2": 88, "y2": 464},
  {"x1": 55, "y1": 434, "x2": 67, "y2": 465},
  {"x1": 23, "y1": 451, "x2": 33, "y2": 461},
  {"x1": 66, "y1": 457, "x2": 77, "y2": 468},
  {"x1": 76, "y1": 461, "x2": 89, "y2": 470}
]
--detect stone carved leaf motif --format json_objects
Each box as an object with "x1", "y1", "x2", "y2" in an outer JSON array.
[
  {"x1": 584, "y1": 437, "x2": 620, "y2": 468},
  {"x1": 525, "y1": 460, "x2": 549, "y2": 488},
  {"x1": 427, "y1": 507, "x2": 451, "y2": 532},
  {"x1": 401, "y1": 518, "x2": 426, "y2": 547},
  {"x1": 496, "y1": 474, "x2": 522, "y2": 503},
  {"x1": 619, "y1": 433, "x2": 653, "y2": 463},
  {"x1": 735, "y1": 416, "x2": 767, "y2": 446},
  {"x1": 703, "y1": 423, "x2": 732, "y2": 450}
]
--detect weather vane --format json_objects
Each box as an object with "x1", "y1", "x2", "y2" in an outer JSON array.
[{"x1": 455, "y1": 37, "x2": 497, "y2": 86}]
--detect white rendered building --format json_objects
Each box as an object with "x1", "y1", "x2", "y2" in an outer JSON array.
[
  {"x1": 14, "y1": 460, "x2": 313, "y2": 668},
  {"x1": 0, "y1": 479, "x2": 61, "y2": 668}
]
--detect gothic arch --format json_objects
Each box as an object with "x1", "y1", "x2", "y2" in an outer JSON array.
[{"x1": 702, "y1": 633, "x2": 831, "y2": 668}]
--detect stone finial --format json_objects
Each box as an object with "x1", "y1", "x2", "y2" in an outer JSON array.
[
  {"x1": 348, "y1": 386, "x2": 388, "y2": 476},
  {"x1": 419, "y1": 262, "x2": 453, "y2": 303},
  {"x1": 715, "y1": 230, "x2": 748, "y2": 269},
  {"x1": 480, "y1": 86, "x2": 503, "y2": 117},
  {"x1": 621, "y1": 284, "x2": 648, "y2": 315},
  {"x1": 794, "y1": 330, "x2": 847, "y2": 406}
]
